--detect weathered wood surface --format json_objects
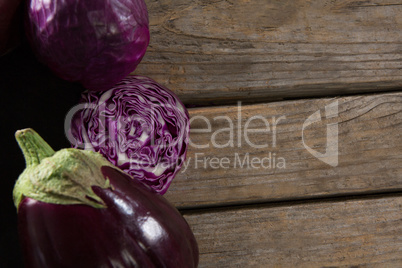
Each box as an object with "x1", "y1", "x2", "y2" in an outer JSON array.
[
  {"x1": 165, "y1": 92, "x2": 402, "y2": 208},
  {"x1": 183, "y1": 194, "x2": 402, "y2": 267},
  {"x1": 135, "y1": 0, "x2": 402, "y2": 104},
  {"x1": 134, "y1": 2, "x2": 402, "y2": 266}
]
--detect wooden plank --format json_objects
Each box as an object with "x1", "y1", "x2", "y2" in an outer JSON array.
[
  {"x1": 183, "y1": 195, "x2": 402, "y2": 267},
  {"x1": 135, "y1": 0, "x2": 402, "y2": 104},
  {"x1": 164, "y1": 92, "x2": 402, "y2": 208}
]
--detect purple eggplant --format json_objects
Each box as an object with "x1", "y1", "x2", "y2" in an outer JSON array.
[{"x1": 13, "y1": 128, "x2": 199, "y2": 268}]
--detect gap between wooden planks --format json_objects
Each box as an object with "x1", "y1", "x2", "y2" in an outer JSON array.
[
  {"x1": 182, "y1": 193, "x2": 402, "y2": 267},
  {"x1": 164, "y1": 92, "x2": 402, "y2": 209},
  {"x1": 135, "y1": 0, "x2": 402, "y2": 105}
]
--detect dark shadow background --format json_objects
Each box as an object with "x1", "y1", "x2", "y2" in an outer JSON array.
[{"x1": 0, "y1": 42, "x2": 84, "y2": 267}]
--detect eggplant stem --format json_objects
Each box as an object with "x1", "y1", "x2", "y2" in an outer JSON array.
[{"x1": 15, "y1": 128, "x2": 55, "y2": 167}]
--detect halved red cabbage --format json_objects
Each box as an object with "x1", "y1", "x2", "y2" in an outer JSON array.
[
  {"x1": 69, "y1": 75, "x2": 190, "y2": 194},
  {"x1": 25, "y1": 0, "x2": 150, "y2": 91}
]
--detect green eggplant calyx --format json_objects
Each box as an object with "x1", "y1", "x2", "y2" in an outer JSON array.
[
  {"x1": 13, "y1": 128, "x2": 115, "y2": 210},
  {"x1": 15, "y1": 128, "x2": 55, "y2": 166}
]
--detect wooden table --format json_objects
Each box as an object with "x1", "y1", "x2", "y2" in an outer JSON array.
[
  {"x1": 1, "y1": 0, "x2": 400, "y2": 267},
  {"x1": 137, "y1": 1, "x2": 402, "y2": 266}
]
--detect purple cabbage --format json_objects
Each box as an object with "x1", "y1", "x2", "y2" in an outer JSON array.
[
  {"x1": 25, "y1": 0, "x2": 150, "y2": 91},
  {"x1": 69, "y1": 75, "x2": 190, "y2": 194}
]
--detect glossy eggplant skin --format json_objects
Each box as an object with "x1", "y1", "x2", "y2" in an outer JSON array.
[{"x1": 18, "y1": 166, "x2": 198, "y2": 268}]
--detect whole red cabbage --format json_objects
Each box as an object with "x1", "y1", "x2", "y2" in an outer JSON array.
[
  {"x1": 25, "y1": 0, "x2": 150, "y2": 91},
  {"x1": 69, "y1": 75, "x2": 190, "y2": 194}
]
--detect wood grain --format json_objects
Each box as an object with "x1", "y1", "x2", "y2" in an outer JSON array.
[
  {"x1": 164, "y1": 92, "x2": 402, "y2": 208},
  {"x1": 134, "y1": 0, "x2": 402, "y2": 104},
  {"x1": 183, "y1": 195, "x2": 402, "y2": 267}
]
